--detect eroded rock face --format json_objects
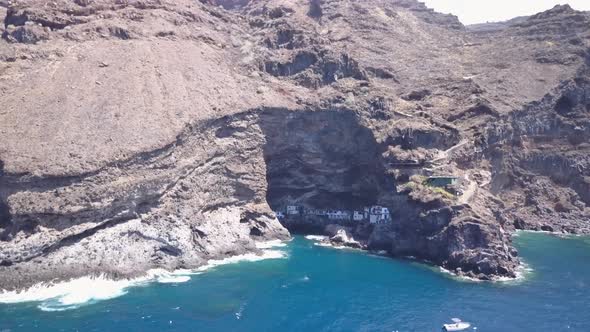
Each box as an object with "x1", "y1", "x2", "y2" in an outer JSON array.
[
  {"x1": 261, "y1": 110, "x2": 390, "y2": 210},
  {"x1": 485, "y1": 65, "x2": 590, "y2": 234},
  {"x1": 0, "y1": 0, "x2": 589, "y2": 288},
  {"x1": 0, "y1": 109, "x2": 294, "y2": 289}
]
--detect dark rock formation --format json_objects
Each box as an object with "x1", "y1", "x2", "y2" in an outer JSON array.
[{"x1": 0, "y1": 0, "x2": 589, "y2": 289}]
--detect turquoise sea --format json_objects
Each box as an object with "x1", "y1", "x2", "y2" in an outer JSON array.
[{"x1": 1, "y1": 232, "x2": 589, "y2": 332}]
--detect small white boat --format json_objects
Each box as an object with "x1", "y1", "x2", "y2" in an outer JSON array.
[{"x1": 442, "y1": 318, "x2": 471, "y2": 331}]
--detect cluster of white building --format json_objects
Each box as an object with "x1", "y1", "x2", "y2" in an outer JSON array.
[{"x1": 276, "y1": 205, "x2": 391, "y2": 224}]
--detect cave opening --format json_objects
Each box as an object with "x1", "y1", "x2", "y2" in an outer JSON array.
[
  {"x1": 258, "y1": 108, "x2": 394, "y2": 233},
  {"x1": 0, "y1": 200, "x2": 11, "y2": 241},
  {"x1": 555, "y1": 95, "x2": 574, "y2": 116}
]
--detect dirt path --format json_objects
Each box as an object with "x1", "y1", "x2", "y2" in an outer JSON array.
[
  {"x1": 458, "y1": 174, "x2": 478, "y2": 204},
  {"x1": 431, "y1": 139, "x2": 469, "y2": 163}
]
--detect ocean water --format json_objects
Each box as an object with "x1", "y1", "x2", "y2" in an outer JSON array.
[{"x1": 1, "y1": 232, "x2": 589, "y2": 332}]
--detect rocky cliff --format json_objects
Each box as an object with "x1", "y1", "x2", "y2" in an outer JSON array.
[{"x1": 0, "y1": 0, "x2": 589, "y2": 288}]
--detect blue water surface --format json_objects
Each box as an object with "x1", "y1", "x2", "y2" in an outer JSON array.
[{"x1": 0, "y1": 232, "x2": 589, "y2": 332}]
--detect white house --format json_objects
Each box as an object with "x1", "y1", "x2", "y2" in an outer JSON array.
[
  {"x1": 286, "y1": 205, "x2": 300, "y2": 215},
  {"x1": 308, "y1": 209, "x2": 327, "y2": 216},
  {"x1": 369, "y1": 206, "x2": 391, "y2": 224},
  {"x1": 327, "y1": 210, "x2": 351, "y2": 220},
  {"x1": 353, "y1": 211, "x2": 365, "y2": 221}
]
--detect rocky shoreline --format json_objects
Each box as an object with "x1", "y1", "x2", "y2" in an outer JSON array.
[
  {"x1": 304, "y1": 230, "x2": 527, "y2": 282},
  {"x1": 0, "y1": 229, "x2": 562, "y2": 294},
  {"x1": 1, "y1": 0, "x2": 589, "y2": 290}
]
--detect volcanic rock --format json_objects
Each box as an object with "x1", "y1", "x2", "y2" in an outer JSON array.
[{"x1": 1, "y1": 0, "x2": 589, "y2": 289}]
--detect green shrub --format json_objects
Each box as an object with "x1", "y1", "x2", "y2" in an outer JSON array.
[{"x1": 432, "y1": 187, "x2": 455, "y2": 200}]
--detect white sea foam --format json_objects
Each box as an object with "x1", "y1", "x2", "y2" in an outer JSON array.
[
  {"x1": 513, "y1": 229, "x2": 557, "y2": 237},
  {"x1": 312, "y1": 241, "x2": 363, "y2": 252},
  {"x1": 235, "y1": 302, "x2": 246, "y2": 320},
  {"x1": 0, "y1": 275, "x2": 144, "y2": 306},
  {"x1": 314, "y1": 242, "x2": 346, "y2": 249},
  {"x1": 154, "y1": 275, "x2": 191, "y2": 284},
  {"x1": 501, "y1": 262, "x2": 534, "y2": 283},
  {"x1": 197, "y1": 249, "x2": 287, "y2": 272},
  {"x1": 305, "y1": 234, "x2": 362, "y2": 252},
  {"x1": 437, "y1": 261, "x2": 533, "y2": 284},
  {"x1": 0, "y1": 274, "x2": 153, "y2": 311},
  {"x1": 37, "y1": 303, "x2": 77, "y2": 312},
  {"x1": 255, "y1": 239, "x2": 288, "y2": 249},
  {"x1": 147, "y1": 269, "x2": 195, "y2": 284},
  {"x1": 304, "y1": 235, "x2": 328, "y2": 241},
  {"x1": 438, "y1": 267, "x2": 482, "y2": 283},
  {"x1": 0, "y1": 249, "x2": 287, "y2": 311}
]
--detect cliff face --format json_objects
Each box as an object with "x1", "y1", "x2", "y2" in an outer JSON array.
[
  {"x1": 486, "y1": 64, "x2": 590, "y2": 234},
  {"x1": 0, "y1": 0, "x2": 589, "y2": 288}
]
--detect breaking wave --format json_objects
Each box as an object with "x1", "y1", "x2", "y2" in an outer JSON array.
[
  {"x1": 196, "y1": 249, "x2": 287, "y2": 272},
  {"x1": 304, "y1": 235, "x2": 362, "y2": 252},
  {"x1": 499, "y1": 262, "x2": 534, "y2": 284},
  {"x1": 0, "y1": 244, "x2": 288, "y2": 311},
  {"x1": 512, "y1": 229, "x2": 553, "y2": 238},
  {"x1": 255, "y1": 239, "x2": 288, "y2": 249},
  {"x1": 304, "y1": 235, "x2": 328, "y2": 241},
  {"x1": 437, "y1": 261, "x2": 533, "y2": 284},
  {"x1": 0, "y1": 275, "x2": 147, "y2": 312}
]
